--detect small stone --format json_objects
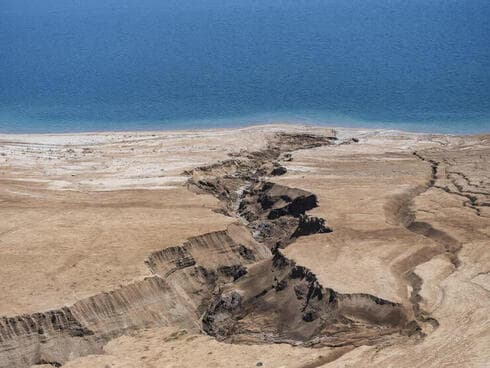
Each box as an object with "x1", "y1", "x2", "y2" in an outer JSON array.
[
  {"x1": 271, "y1": 165, "x2": 287, "y2": 176},
  {"x1": 256, "y1": 362, "x2": 263, "y2": 367}
]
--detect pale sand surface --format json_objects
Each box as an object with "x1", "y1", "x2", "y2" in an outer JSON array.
[
  {"x1": 62, "y1": 326, "x2": 349, "y2": 368},
  {"x1": 0, "y1": 124, "x2": 488, "y2": 367}
]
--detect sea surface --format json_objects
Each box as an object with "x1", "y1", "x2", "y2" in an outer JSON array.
[{"x1": 1, "y1": 0, "x2": 489, "y2": 134}]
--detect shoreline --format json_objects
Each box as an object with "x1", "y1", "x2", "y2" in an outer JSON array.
[
  {"x1": 0, "y1": 121, "x2": 479, "y2": 140},
  {"x1": 1, "y1": 124, "x2": 487, "y2": 194},
  {"x1": 1, "y1": 115, "x2": 489, "y2": 136}
]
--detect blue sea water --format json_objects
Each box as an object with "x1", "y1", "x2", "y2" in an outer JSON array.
[{"x1": 0, "y1": 0, "x2": 489, "y2": 134}]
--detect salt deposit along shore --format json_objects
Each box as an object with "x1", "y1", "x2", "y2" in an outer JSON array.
[{"x1": 0, "y1": 124, "x2": 488, "y2": 367}]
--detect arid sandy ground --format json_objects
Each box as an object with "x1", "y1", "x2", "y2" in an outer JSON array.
[{"x1": 0, "y1": 124, "x2": 488, "y2": 367}]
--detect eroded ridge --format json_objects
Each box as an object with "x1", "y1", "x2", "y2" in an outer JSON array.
[
  {"x1": 0, "y1": 225, "x2": 271, "y2": 368},
  {"x1": 0, "y1": 133, "x2": 419, "y2": 368}
]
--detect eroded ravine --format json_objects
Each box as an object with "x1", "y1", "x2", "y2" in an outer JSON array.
[
  {"x1": 189, "y1": 134, "x2": 418, "y2": 346},
  {"x1": 0, "y1": 133, "x2": 419, "y2": 368},
  {"x1": 386, "y1": 150, "x2": 468, "y2": 331}
]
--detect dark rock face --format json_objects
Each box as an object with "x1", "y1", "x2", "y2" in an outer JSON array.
[
  {"x1": 202, "y1": 291, "x2": 243, "y2": 337},
  {"x1": 270, "y1": 165, "x2": 287, "y2": 176},
  {"x1": 292, "y1": 215, "x2": 332, "y2": 238},
  {"x1": 218, "y1": 265, "x2": 248, "y2": 281},
  {"x1": 200, "y1": 246, "x2": 412, "y2": 346},
  {"x1": 237, "y1": 181, "x2": 331, "y2": 246},
  {"x1": 238, "y1": 245, "x2": 256, "y2": 261}
]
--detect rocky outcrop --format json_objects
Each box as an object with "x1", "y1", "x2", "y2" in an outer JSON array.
[
  {"x1": 0, "y1": 309, "x2": 97, "y2": 368},
  {"x1": 202, "y1": 249, "x2": 414, "y2": 346}
]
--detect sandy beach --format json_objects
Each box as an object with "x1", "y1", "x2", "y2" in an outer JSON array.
[{"x1": 0, "y1": 124, "x2": 489, "y2": 368}]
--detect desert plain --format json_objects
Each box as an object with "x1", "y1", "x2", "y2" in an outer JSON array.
[{"x1": 0, "y1": 124, "x2": 489, "y2": 368}]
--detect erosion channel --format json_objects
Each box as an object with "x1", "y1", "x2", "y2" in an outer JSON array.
[{"x1": 0, "y1": 133, "x2": 422, "y2": 368}]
